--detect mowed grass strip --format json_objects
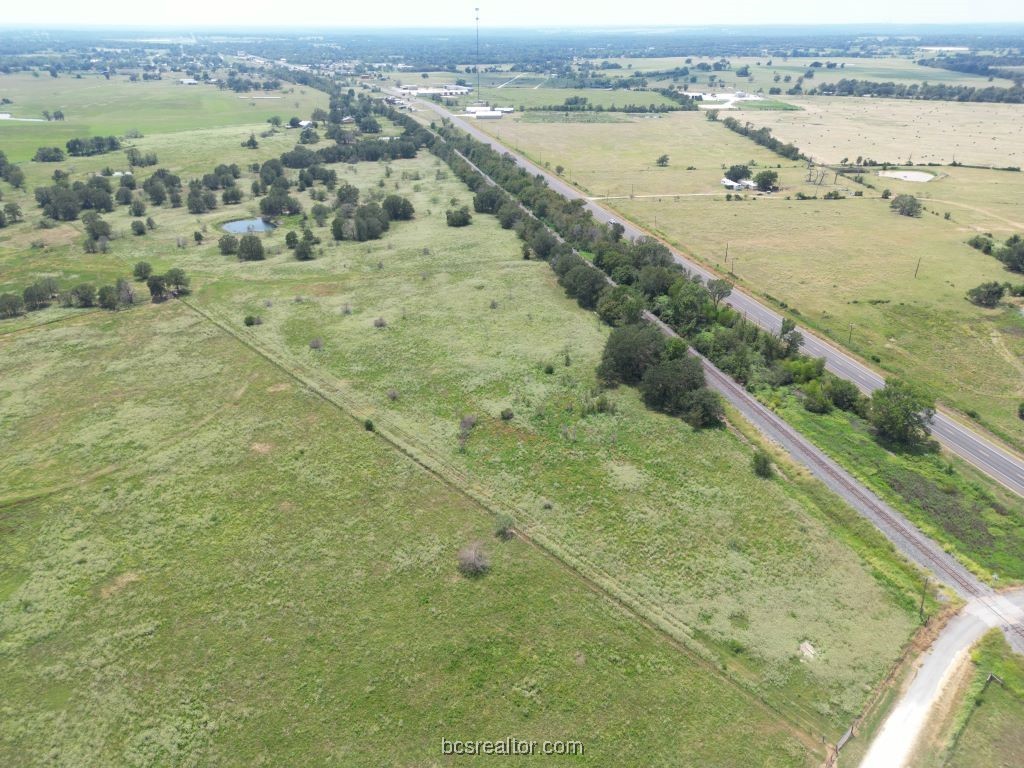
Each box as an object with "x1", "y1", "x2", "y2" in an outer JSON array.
[{"x1": 0, "y1": 302, "x2": 817, "y2": 768}]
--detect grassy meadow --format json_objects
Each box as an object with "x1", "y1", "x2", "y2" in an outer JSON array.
[
  {"x1": 0, "y1": 71, "x2": 328, "y2": 161},
  {"x1": 0, "y1": 81, "x2": 933, "y2": 761},
  {"x1": 0, "y1": 301, "x2": 822, "y2": 767}
]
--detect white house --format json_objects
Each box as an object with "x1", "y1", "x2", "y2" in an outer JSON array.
[
  {"x1": 179, "y1": 78, "x2": 199, "y2": 85},
  {"x1": 472, "y1": 110, "x2": 503, "y2": 119},
  {"x1": 721, "y1": 178, "x2": 758, "y2": 191}
]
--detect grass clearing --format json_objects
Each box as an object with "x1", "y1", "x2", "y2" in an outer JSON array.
[
  {"x1": 0, "y1": 303, "x2": 817, "y2": 767},
  {"x1": 0, "y1": 72, "x2": 327, "y2": 161}
]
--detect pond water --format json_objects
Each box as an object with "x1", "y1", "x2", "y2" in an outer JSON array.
[{"x1": 222, "y1": 218, "x2": 276, "y2": 234}]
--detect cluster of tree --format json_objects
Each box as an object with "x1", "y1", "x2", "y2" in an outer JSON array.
[
  {"x1": 330, "y1": 193, "x2": 414, "y2": 242},
  {"x1": 530, "y1": 96, "x2": 692, "y2": 114},
  {"x1": 715, "y1": 116, "x2": 806, "y2": 161},
  {"x1": 34, "y1": 175, "x2": 114, "y2": 220},
  {"x1": 0, "y1": 275, "x2": 137, "y2": 317},
  {"x1": 33, "y1": 146, "x2": 65, "y2": 162},
  {"x1": 918, "y1": 53, "x2": 1024, "y2": 81},
  {"x1": 125, "y1": 148, "x2": 158, "y2": 167},
  {"x1": 41, "y1": 109, "x2": 66, "y2": 121},
  {"x1": 216, "y1": 233, "x2": 267, "y2": 262},
  {"x1": 284, "y1": 227, "x2": 322, "y2": 260},
  {"x1": 599, "y1": 323, "x2": 724, "y2": 427},
  {"x1": 810, "y1": 79, "x2": 1024, "y2": 104},
  {"x1": 141, "y1": 168, "x2": 184, "y2": 207},
  {"x1": 66, "y1": 136, "x2": 121, "y2": 157},
  {"x1": 0, "y1": 150, "x2": 26, "y2": 189},
  {"x1": 994, "y1": 234, "x2": 1024, "y2": 273},
  {"x1": 890, "y1": 194, "x2": 922, "y2": 217},
  {"x1": 223, "y1": 74, "x2": 281, "y2": 92},
  {"x1": 652, "y1": 88, "x2": 701, "y2": 109},
  {"x1": 0, "y1": 202, "x2": 22, "y2": 228}
]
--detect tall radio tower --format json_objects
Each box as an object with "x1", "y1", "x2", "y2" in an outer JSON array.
[{"x1": 475, "y1": 7, "x2": 481, "y2": 101}]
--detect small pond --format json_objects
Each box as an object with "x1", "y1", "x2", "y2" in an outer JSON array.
[{"x1": 222, "y1": 218, "x2": 276, "y2": 234}]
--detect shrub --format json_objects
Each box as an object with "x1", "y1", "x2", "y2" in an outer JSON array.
[
  {"x1": 238, "y1": 233, "x2": 265, "y2": 261},
  {"x1": 456, "y1": 541, "x2": 490, "y2": 577},
  {"x1": 500, "y1": 408, "x2": 514, "y2": 421},
  {"x1": 752, "y1": 449, "x2": 774, "y2": 478},
  {"x1": 543, "y1": 363, "x2": 555, "y2": 375},
  {"x1": 130, "y1": 220, "x2": 146, "y2": 236},
  {"x1": 373, "y1": 317, "x2": 387, "y2": 328},
  {"x1": 309, "y1": 337, "x2": 324, "y2": 350},
  {"x1": 1019, "y1": 402, "x2": 1024, "y2": 421},
  {"x1": 364, "y1": 419, "x2": 375, "y2": 432},
  {"x1": 243, "y1": 315, "x2": 262, "y2": 326},
  {"x1": 966, "y1": 281, "x2": 1005, "y2": 308},
  {"x1": 495, "y1": 513, "x2": 515, "y2": 540},
  {"x1": 382, "y1": 194, "x2": 414, "y2": 221},
  {"x1": 218, "y1": 234, "x2": 239, "y2": 255},
  {"x1": 387, "y1": 389, "x2": 399, "y2": 402},
  {"x1": 446, "y1": 206, "x2": 472, "y2": 227}
]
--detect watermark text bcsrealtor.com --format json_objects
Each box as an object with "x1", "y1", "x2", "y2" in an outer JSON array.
[{"x1": 441, "y1": 737, "x2": 584, "y2": 757}]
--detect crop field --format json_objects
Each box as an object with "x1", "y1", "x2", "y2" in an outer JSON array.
[
  {"x1": 737, "y1": 97, "x2": 1024, "y2": 166},
  {"x1": 0, "y1": 83, "x2": 930, "y2": 758},
  {"x1": 0, "y1": 302, "x2": 823, "y2": 767},
  {"x1": 584, "y1": 55, "x2": 1016, "y2": 90},
  {"x1": 0, "y1": 72, "x2": 327, "y2": 161}
]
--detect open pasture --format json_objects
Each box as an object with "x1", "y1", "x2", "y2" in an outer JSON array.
[
  {"x1": 0, "y1": 300, "x2": 823, "y2": 767},
  {"x1": 478, "y1": 110, "x2": 804, "y2": 197},
  {"x1": 738, "y1": 97, "x2": 1024, "y2": 166},
  {"x1": 0, "y1": 72, "x2": 327, "y2": 161}
]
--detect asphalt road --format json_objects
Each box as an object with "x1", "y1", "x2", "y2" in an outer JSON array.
[{"x1": 417, "y1": 99, "x2": 1024, "y2": 499}]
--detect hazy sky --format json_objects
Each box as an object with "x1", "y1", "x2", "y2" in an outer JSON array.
[{"x1": 2, "y1": 0, "x2": 1021, "y2": 28}]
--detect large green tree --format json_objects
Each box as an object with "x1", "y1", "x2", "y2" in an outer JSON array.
[{"x1": 869, "y1": 378, "x2": 935, "y2": 447}]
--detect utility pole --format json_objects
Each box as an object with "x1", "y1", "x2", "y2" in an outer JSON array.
[
  {"x1": 475, "y1": 8, "x2": 481, "y2": 102},
  {"x1": 914, "y1": 257, "x2": 922, "y2": 278},
  {"x1": 847, "y1": 323, "x2": 853, "y2": 345}
]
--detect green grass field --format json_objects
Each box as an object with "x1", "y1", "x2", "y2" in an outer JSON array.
[
  {"x1": 0, "y1": 71, "x2": 327, "y2": 161},
  {"x1": 0, "y1": 84, "x2": 935, "y2": 762},
  {"x1": 0, "y1": 301, "x2": 821, "y2": 767}
]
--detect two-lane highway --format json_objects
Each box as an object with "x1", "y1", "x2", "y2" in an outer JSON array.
[{"x1": 414, "y1": 97, "x2": 1024, "y2": 499}]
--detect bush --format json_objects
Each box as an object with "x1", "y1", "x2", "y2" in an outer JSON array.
[
  {"x1": 0, "y1": 293, "x2": 25, "y2": 318},
  {"x1": 237, "y1": 233, "x2": 265, "y2": 261},
  {"x1": 309, "y1": 337, "x2": 324, "y2": 350},
  {"x1": 364, "y1": 419, "x2": 375, "y2": 432},
  {"x1": 373, "y1": 317, "x2": 387, "y2": 328},
  {"x1": 446, "y1": 206, "x2": 472, "y2": 227},
  {"x1": 966, "y1": 281, "x2": 1005, "y2": 308},
  {"x1": 752, "y1": 449, "x2": 774, "y2": 478},
  {"x1": 243, "y1": 315, "x2": 262, "y2": 326},
  {"x1": 130, "y1": 220, "x2": 146, "y2": 236},
  {"x1": 495, "y1": 513, "x2": 515, "y2": 540},
  {"x1": 218, "y1": 234, "x2": 239, "y2": 255},
  {"x1": 1019, "y1": 402, "x2": 1024, "y2": 421},
  {"x1": 456, "y1": 541, "x2": 490, "y2": 577},
  {"x1": 500, "y1": 408, "x2": 514, "y2": 421}
]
